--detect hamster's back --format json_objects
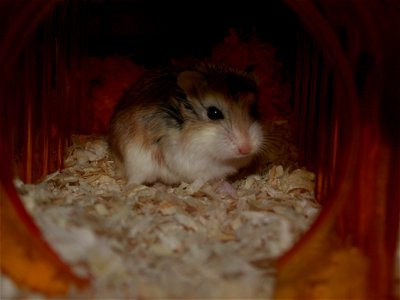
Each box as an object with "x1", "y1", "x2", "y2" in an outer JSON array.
[
  {"x1": 113, "y1": 66, "x2": 183, "y2": 111},
  {"x1": 108, "y1": 65, "x2": 185, "y2": 165}
]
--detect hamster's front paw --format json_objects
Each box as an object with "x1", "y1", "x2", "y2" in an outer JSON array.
[{"x1": 215, "y1": 180, "x2": 237, "y2": 198}]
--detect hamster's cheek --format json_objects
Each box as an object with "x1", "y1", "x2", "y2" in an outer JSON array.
[
  {"x1": 249, "y1": 122, "x2": 265, "y2": 151},
  {"x1": 194, "y1": 127, "x2": 238, "y2": 160}
]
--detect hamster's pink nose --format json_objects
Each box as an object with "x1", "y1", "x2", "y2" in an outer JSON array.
[{"x1": 238, "y1": 142, "x2": 252, "y2": 155}]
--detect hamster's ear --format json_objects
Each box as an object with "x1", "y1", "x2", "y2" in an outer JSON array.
[{"x1": 177, "y1": 71, "x2": 207, "y2": 96}]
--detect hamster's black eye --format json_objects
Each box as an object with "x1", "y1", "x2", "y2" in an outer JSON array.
[{"x1": 207, "y1": 106, "x2": 224, "y2": 120}]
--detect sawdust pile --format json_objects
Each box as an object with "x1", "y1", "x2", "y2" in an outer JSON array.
[{"x1": 3, "y1": 132, "x2": 320, "y2": 299}]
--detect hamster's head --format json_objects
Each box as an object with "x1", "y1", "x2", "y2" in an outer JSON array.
[{"x1": 176, "y1": 63, "x2": 265, "y2": 163}]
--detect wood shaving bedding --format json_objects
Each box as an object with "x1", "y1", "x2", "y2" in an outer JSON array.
[{"x1": 3, "y1": 134, "x2": 320, "y2": 299}]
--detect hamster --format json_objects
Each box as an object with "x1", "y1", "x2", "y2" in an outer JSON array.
[{"x1": 108, "y1": 62, "x2": 265, "y2": 186}]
